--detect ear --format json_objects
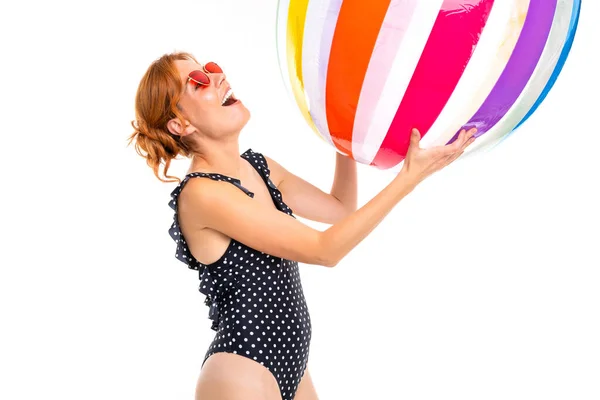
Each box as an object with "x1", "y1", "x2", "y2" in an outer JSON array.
[{"x1": 167, "y1": 118, "x2": 194, "y2": 137}]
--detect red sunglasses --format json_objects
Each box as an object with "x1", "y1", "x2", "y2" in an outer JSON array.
[{"x1": 187, "y1": 62, "x2": 223, "y2": 88}]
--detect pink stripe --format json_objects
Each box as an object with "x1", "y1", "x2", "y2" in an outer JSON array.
[
  {"x1": 371, "y1": 0, "x2": 495, "y2": 169},
  {"x1": 352, "y1": 0, "x2": 419, "y2": 161}
]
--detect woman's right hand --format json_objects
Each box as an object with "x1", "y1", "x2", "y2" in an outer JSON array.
[{"x1": 398, "y1": 127, "x2": 477, "y2": 185}]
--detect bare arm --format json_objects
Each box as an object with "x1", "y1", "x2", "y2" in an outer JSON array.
[
  {"x1": 181, "y1": 128, "x2": 476, "y2": 268},
  {"x1": 330, "y1": 151, "x2": 358, "y2": 213},
  {"x1": 180, "y1": 170, "x2": 417, "y2": 267},
  {"x1": 265, "y1": 152, "x2": 358, "y2": 224}
]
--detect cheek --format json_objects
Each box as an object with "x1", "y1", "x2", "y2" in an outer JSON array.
[
  {"x1": 181, "y1": 94, "x2": 218, "y2": 121},
  {"x1": 201, "y1": 90, "x2": 220, "y2": 104}
]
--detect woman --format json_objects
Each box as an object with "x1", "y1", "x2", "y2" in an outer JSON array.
[{"x1": 129, "y1": 52, "x2": 476, "y2": 400}]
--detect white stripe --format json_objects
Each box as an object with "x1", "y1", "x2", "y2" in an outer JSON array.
[
  {"x1": 420, "y1": 0, "x2": 531, "y2": 148},
  {"x1": 352, "y1": 0, "x2": 419, "y2": 164},
  {"x1": 301, "y1": 0, "x2": 343, "y2": 147},
  {"x1": 463, "y1": 0, "x2": 571, "y2": 157},
  {"x1": 359, "y1": 0, "x2": 445, "y2": 164}
]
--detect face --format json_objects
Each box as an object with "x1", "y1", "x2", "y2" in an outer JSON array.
[{"x1": 169, "y1": 59, "x2": 250, "y2": 139}]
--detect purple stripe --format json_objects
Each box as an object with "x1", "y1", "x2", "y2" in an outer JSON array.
[{"x1": 449, "y1": 0, "x2": 557, "y2": 142}]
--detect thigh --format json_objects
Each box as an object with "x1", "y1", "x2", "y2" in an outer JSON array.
[
  {"x1": 294, "y1": 368, "x2": 319, "y2": 400},
  {"x1": 195, "y1": 352, "x2": 281, "y2": 400}
]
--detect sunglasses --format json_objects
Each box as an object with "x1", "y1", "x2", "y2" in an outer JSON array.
[{"x1": 187, "y1": 62, "x2": 223, "y2": 88}]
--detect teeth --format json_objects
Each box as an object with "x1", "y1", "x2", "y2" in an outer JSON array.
[{"x1": 222, "y1": 88, "x2": 233, "y2": 105}]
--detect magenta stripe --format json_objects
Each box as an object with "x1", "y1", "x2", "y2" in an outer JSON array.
[{"x1": 371, "y1": 0, "x2": 495, "y2": 170}]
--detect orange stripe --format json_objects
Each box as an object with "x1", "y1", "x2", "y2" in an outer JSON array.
[{"x1": 325, "y1": 0, "x2": 392, "y2": 157}]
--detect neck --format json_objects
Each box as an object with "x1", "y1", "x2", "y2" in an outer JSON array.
[{"x1": 187, "y1": 134, "x2": 244, "y2": 179}]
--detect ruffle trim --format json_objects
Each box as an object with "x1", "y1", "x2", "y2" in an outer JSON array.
[
  {"x1": 241, "y1": 149, "x2": 295, "y2": 218},
  {"x1": 166, "y1": 148, "x2": 293, "y2": 331},
  {"x1": 168, "y1": 175, "x2": 220, "y2": 331}
]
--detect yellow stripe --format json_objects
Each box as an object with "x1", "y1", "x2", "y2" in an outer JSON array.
[{"x1": 285, "y1": 0, "x2": 321, "y2": 138}]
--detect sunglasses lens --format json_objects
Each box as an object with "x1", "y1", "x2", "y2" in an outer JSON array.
[
  {"x1": 204, "y1": 62, "x2": 223, "y2": 74},
  {"x1": 188, "y1": 70, "x2": 210, "y2": 86}
]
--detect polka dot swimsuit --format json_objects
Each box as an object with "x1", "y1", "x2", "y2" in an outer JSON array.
[{"x1": 168, "y1": 149, "x2": 312, "y2": 400}]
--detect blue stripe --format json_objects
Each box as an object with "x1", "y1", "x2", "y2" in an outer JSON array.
[{"x1": 512, "y1": 0, "x2": 582, "y2": 132}]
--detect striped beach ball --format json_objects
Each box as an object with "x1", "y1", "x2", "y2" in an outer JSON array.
[{"x1": 276, "y1": 0, "x2": 581, "y2": 170}]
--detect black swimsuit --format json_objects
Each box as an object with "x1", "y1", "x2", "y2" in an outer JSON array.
[{"x1": 168, "y1": 149, "x2": 312, "y2": 400}]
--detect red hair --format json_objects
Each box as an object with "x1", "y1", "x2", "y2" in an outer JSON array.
[{"x1": 128, "y1": 52, "x2": 200, "y2": 183}]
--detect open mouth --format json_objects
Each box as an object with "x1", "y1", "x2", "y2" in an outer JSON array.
[{"x1": 221, "y1": 88, "x2": 239, "y2": 107}]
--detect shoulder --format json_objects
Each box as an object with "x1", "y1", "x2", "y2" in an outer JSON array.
[
  {"x1": 178, "y1": 176, "x2": 247, "y2": 223},
  {"x1": 179, "y1": 175, "x2": 243, "y2": 203},
  {"x1": 262, "y1": 154, "x2": 286, "y2": 187},
  {"x1": 242, "y1": 148, "x2": 286, "y2": 186}
]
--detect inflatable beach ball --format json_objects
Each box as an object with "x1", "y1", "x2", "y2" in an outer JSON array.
[{"x1": 276, "y1": 0, "x2": 581, "y2": 170}]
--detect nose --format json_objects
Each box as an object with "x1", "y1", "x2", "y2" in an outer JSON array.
[{"x1": 214, "y1": 73, "x2": 226, "y2": 88}]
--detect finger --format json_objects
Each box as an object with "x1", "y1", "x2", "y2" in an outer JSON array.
[
  {"x1": 461, "y1": 137, "x2": 476, "y2": 151},
  {"x1": 436, "y1": 130, "x2": 463, "y2": 154},
  {"x1": 448, "y1": 137, "x2": 472, "y2": 159},
  {"x1": 427, "y1": 152, "x2": 459, "y2": 175},
  {"x1": 441, "y1": 149, "x2": 465, "y2": 168},
  {"x1": 466, "y1": 127, "x2": 477, "y2": 141},
  {"x1": 459, "y1": 137, "x2": 475, "y2": 151},
  {"x1": 441, "y1": 138, "x2": 468, "y2": 163},
  {"x1": 436, "y1": 128, "x2": 475, "y2": 164},
  {"x1": 455, "y1": 128, "x2": 476, "y2": 151},
  {"x1": 447, "y1": 130, "x2": 466, "y2": 153},
  {"x1": 460, "y1": 128, "x2": 475, "y2": 144},
  {"x1": 409, "y1": 128, "x2": 422, "y2": 148},
  {"x1": 430, "y1": 130, "x2": 466, "y2": 158}
]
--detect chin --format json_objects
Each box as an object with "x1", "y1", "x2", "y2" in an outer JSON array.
[{"x1": 226, "y1": 103, "x2": 251, "y2": 132}]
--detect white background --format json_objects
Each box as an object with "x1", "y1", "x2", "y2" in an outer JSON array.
[{"x1": 1, "y1": 1, "x2": 599, "y2": 399}]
